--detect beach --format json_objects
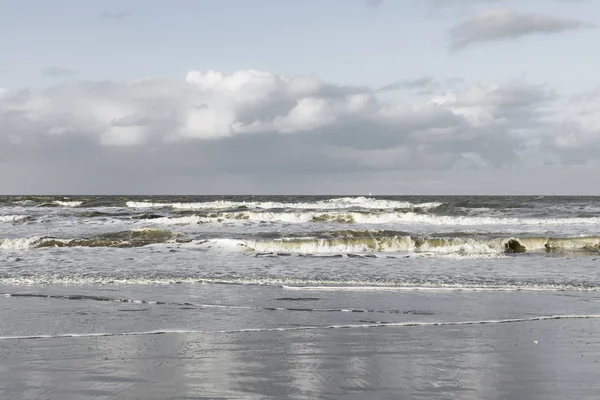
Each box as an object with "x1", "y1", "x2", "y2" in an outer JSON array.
[{"x1": 2, "y1": 286, "x2": 599, "y2": 399}]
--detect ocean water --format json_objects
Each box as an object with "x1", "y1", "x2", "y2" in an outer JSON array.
[{"x1": 1, "y1": 195, "x2": 600, "y2": 399}]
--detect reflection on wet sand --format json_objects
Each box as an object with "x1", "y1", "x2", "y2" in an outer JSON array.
[{"x1": 1, "y1": 318, "x2": 599, "y2": 399}]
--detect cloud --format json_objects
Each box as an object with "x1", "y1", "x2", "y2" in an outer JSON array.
[
  {"x1": 1, "y1": 69, "x2": 597, "y2": 193},
  {"x1": 101, "y1": 10, "x2": 133, "y2": 20},
  {"x1": 41, "y1": 66, "x2": 78, "y2": 78},
  {"x1": 449, "y1": 9, "x2": 595, "y2": 50},
  {"x1": 428, "y1": 0, "x2": 584, "y2": 8},
  {"x1": 379, "y1": 76, "x2": 434, "y2": 91},
  {"x1": 428, "y1": 0, "x2": 505, "y2": 8},
  {"x1": 365, "y1": 0, "x2": 384, "y2": 8},
  {"x1": 569, "y1": 87, "x2": 600, "y2": 103}
]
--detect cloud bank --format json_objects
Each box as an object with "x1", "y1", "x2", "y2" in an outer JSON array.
[{"x1": 1, "y1": 69, "x2": 599, "y2": 194}]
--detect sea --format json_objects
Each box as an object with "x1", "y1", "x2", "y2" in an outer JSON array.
[{"x1": 1, "y1": 195, "x2": 600, "y2": 399}]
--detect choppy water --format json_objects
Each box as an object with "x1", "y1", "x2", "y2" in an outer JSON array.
[{"x1": 1, "y1": 195, "x2": 600, "y2": 289}]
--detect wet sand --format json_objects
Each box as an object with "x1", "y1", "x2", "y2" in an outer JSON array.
[{"x1": 1, "y1": 318, "x2": 599, "y2": 399}]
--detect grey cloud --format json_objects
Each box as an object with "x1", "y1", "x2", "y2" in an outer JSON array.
[
  {"x1": 428, "y1": 0, "x2": 583, "y2": 8},
  {"x1": 42, "y1": 66, "x2": 78, "y2": 78},
  {"x1": 101, "y1": 10, "x2": 133, "y2": 20},
  {"x1": 428, "y1": 0, "x2": 505, "y2": 8},
  {"x1": 449, "y1": 9, "x2": 595, "y2": 50},
  {"x1": 445, "y1": 77, "x2": 465, "y2": 86},
  {"x1": 379, "y1": 76, "x2": 434, "y2": 91},
  {"x1": 380, "y1": 77, "x2": 465, "y2": 93},
  {"x1": 110, "y1": 114, "x2": 151, "y2": 127},
  {"x1": 569, "y1": 87, "x2": 600, "y2": 103},
  {"x1": 0, "y1": 70, "x2": 591, "y2": 194},
  {"x1": 365, "y1": 0, "x2": 384, "y2": 8}
]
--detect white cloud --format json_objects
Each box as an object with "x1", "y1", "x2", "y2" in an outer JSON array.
[
  {"x1": 1, "y1": 69, "x2": 600, "y2": 193},
  {"x1": 449, "y1": 9, "x2": 595, "y2": 50}
]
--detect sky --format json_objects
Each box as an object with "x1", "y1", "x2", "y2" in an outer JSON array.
[{"x1": 1, "y1": 0, "x2": 599, "y2": 195}]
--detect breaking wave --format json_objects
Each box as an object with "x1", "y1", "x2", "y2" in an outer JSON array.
[
  {"x1": 126, "y1": 197, "x2": 443, "y2": 211},
  {"x1": 141, "y1": 210, "x2": 600, "y2": 226},
  {"x1": 1, "y1": 228, "x2": 599, "y2": 254},
  {"x1": 0, "y1": 229, "x2": 174, "y2": 250},
  {"x1": 53, "y1": 200, "x2": 83, "y2": 207},
  {"x1": 213, "y1": 235, "x2": 600, "y2": 254},
  {"x1": 0, "y1": 215, "x2": 28, "y2": 223},
  {"x1": 0, "y1": 275, "x2": 598, "y2": 291}
]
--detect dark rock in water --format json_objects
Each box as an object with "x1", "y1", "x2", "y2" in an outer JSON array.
[
  {"x1": 505, "y1": 239, "x2": 526, "y2": 253},
  {"x1": 347, "y1": 254, "x2": 362, "y2": 258},
  {"x1": 277, "y1": 253, "x2": 292, "y2": 257},
  {"x1": 14, "y1": 257, "x2": 23, "y2": 262},
  {"x1": 175, "y1": 238, "x2": 193, "y2": 244},
  {"x1": 363, "y1": 254, "x2": 377, "y2": 258},
  {"x1": 169, "y1": 249, "x2": 177, "y2": 253}
]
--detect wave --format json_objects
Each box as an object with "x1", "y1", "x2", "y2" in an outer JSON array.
[
  {"x1": 0, "y1": 215, "x2": 28, "y2": 223},
  {"x1": 1, "y1": 275, "x2": 598, "y2": 291},
  {"x1": 0, "y1": 229, "x2": 175, "y2": 250},
  {"x1": 2, "y1": 314, "x2": 600, "y2": 341},
  {"x1": 126, "y1": 197, "x2": 443, "y2": 211},
  {"x1": 210, "y1": 235, "x2": 600, "y2": 255},
  {"x1": 141, "y1": 210, "x2": 600, "y2": 226},
  {"x1": 250, "y1": 211, "x2": 600, "y2": 226},
  {"x1": 2, "y1": 228, "x2": 599, "y2": 254},
  {"x1": 144, "y1": 215, "x2": 215, "y2": 225},
  {"x1": 0, "y1": 236, "x2": 43, "y2": 250},
  {"x1": 53, "y1": 200, "x2": 83, "y2": 207}
]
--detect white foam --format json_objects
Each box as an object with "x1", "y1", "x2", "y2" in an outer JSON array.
[
  {"x1": 54, "y1": 201, "x2": 83, "y2": 207},
  {"x1": 126, "y1": 197, "x2": 443, "y2": 211},
  {"x1": 282, "y1": 285, "x2": 570, "y2": 292},
  {"x1": 0, "y1": 275, "x2": 596, "y2": 291},
  {"x1": 0, "y1": 237, "x2": 42, "y2": 250},
  {"x1": 0, "y1": 215, "x2": 28, "y2": 223},
  {"x1": 213, "y1": 211, "x2": 600, "y2": 226},
  {"x1": 186, "y1": 238, "x2": 250, "y2": 252},
  {"x1": 393, "y1": 213, "x2": 600, "y2": 226},
  {"x1": 244, "y1": 237, "x2": 414, "y2": 253},
  {"x1": 2, "y1": 314, "x2": 599, "y2": 340},
  {"x1": 208, "y1": 236, "x2": 581, "y2": 255},
  {"x1": 142, "y1": 215, "x2": 211, "y2": 225}
]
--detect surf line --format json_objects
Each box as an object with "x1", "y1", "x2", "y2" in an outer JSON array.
[
  {"x1": 1, "y1": 292, "x2": 423, "y2": 315},
  {"x1": 2, "y1": 314, "x2": 600, "y2": 341}
]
